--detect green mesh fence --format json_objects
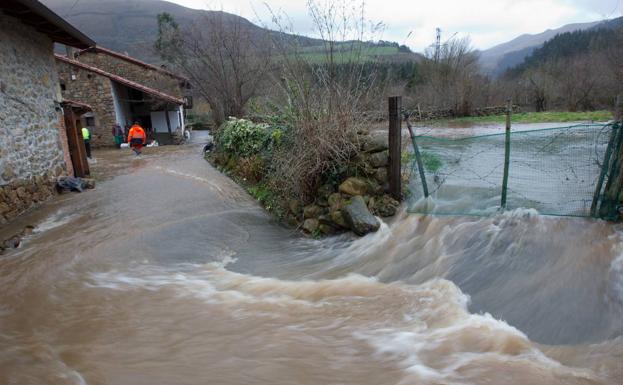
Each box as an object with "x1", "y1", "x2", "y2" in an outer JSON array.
[{"x1": 406, "y1": 123, "x2": 616, "y2": 218}]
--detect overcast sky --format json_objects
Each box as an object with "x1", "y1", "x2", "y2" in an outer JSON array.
[{"x1": 166, "y1": 0, "x2": 621, "y2": 51}]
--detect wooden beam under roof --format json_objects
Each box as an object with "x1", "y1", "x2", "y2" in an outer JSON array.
[{"x1": 0, "y1": 0, "x2": 94, "y2": 49}]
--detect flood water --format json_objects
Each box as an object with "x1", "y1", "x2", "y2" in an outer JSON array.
[{"x1": 1, "y1": 131, "x2": 622, "y2": 385}]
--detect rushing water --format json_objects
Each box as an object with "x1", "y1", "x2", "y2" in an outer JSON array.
[{"x1": 0, "y1": 132, "x2": 622, "y2": 385}]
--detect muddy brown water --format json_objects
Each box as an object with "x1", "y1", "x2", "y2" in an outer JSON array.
[{"x1": 0, "y1": 136, "x2": 622, "y2": 385}]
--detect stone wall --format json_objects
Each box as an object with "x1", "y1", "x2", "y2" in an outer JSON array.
[
  {"x1": 358, "y1": 105, "x2": 523, "y2": 123},
  {"x1": 56, "y1": 60, "x2": 116, "y2": 147},
  {"x1": 76, "y1": 51, "x2": 184, "y2": 98},
  {"x1": 0, "y1": 13, "x2": 69, "y2": 223},
  {"x1": 410, "y1": 105, "x2": 522, "y2": 121}
]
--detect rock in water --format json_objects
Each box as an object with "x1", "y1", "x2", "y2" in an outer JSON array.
[
  {"x1": 20, "y1": 225, "x2": 35, "y2": 237},
  {"x1": 82, "y1": 178, "x2": 96, "y2": 189},
  {"x1": 3, "y1": 235, "x2": 21, "y2": 249},
  {"x1": 302, "y1": 218, "x2": 320, "y2": 234},
  {"x1": 371, "y1": 195, "x2": 400, "y2": 217},
  {"x1": 318, "y1": 223, "x2": 337, "y2": 235},
  {"x1": 342, "y1": 196, "x2": 380, "y2": 236}
]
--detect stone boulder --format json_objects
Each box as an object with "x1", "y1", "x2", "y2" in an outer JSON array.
[
  {"x1": 339, "y1": 177, "x2": 377, "y2": 197},
  {"x1": 328, "y1": 193, "x2": 344, "y2": 212},
  {"x1": 330, "y1": 210, "x2": 348, "y2": 228},
  {"x1": 2, "y1": 235, "x2": 20, "y2": 249},
  {"x1": 288, "y1": 199, "x2": 302, "y2": 216},
  {"x1": 302, "y1": 218, "x2": 320, "y2": 233},
  {"x1": 367, "y1": 151, "x2": 388, "y2": 168},
  {"x1": 82, "y1": 178, "x2": 96, "y2": 189},
  {"x1": 369, "y1": 194, "x2": 400, "y2": 217},
  {"x1": 374, "y1": 167, "x2": 388, "y2": 184},
  {"x1": 362, "y1": 132, "x2": 389, "y2": 153},
  {"x1": 319, "y1": 223, "x2": 338, "y2": 235},
  {"x1": 303, "y1": 204, "x2": 323, "y2": 219},
  {"x1": 342, "y1": 196, "x2": 380, "y2": 236}
]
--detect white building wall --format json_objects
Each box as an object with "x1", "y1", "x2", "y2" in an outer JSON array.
[
  {"x1": 178, "y1": 105, "x2": 185, "y2": 134},
  {"x1": 111, "y1": 82, "x2": 132, "y2": 128},
  {"x1": 150, "y1": 109, "x2": 182, "y2": 133}
]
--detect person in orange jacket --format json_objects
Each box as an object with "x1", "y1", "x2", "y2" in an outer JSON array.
[{"x1": 127, "y1": 121, "x2": 147, "y2": 156}]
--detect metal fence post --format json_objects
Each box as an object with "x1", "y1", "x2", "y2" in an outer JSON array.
[
  {"x1": 597, "y1": 95, "x2": 623, "y2": 219},
  {"x1": 388, "y1": 96, "x2": 402, "y2": 200},
  {"x1": 404, "y1": 115, "x2": 429, "y2": 198},
  {"x1": 591, "y1": 122, "x2": 618, "y2": 217},
  {"x1": 500, "y1": 99, "x2": 512, "y2": 209}
]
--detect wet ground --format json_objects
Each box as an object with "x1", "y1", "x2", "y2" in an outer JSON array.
[{"x1": 0, "y1": 134, "x2": 622, "y2": 385}]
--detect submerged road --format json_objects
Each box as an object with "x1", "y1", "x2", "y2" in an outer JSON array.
[{"x1": 0, "y1": 135, "x2": 622, "y2": 385}]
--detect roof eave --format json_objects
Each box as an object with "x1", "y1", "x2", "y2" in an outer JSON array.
[
  {"x1": 1, "y1": 0, "x2": 95, "y2": 49},
  {"x1": 55, "y1": 54, "x2": 184, "y2": 106}
]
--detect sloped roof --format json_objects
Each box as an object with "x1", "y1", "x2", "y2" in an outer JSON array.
[
  {"x1": 55, "y1": 54, "x2": 184, "y2": 106},
  {"x1": 0, "y1": 0, "x2": 94, "y2": 49},
  {"x1": 76, "y1": 46, "x2": 188, "y2": 81},
  {"x1": 61, "y1": 99, "x2": 92, "y2": 112}
]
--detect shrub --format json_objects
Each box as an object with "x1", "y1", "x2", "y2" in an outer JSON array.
[
  {"x1": 216, "y1": 118, "x2": 273, "y2": 157},
  {"x1": 234, "y1": 156, "x2": 265, "y2": 183}
]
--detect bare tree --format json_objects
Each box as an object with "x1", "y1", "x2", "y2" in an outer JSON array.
[
  {"x1": 265, "y1": 0, "x2": 385, "y2": 200},
  {"x1": 155, "y1": 12, "x2": 273, "y2": 127},
  {"x1": 409, "y1": 36, "x2": 482, "y2": 115}
]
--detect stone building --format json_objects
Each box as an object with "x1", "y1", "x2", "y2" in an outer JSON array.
[
  {"x1": 0, "y1": 0, "x2": 94, "y2": 223},
  {"x1": 74, "y1": 46, "x2": 190, "y2": 99},
  {"x1": 56, "y1": 47, "x2": 190, "y2": 147}
]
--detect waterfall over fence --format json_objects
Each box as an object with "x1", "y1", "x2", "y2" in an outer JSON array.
[{"x1": 404, "y1": 123, "x2": 619, "y2": 218}]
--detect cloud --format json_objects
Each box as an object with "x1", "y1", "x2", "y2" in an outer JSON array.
[{"x1": 168, "y1": 0, "x2": 615, "y2": 51}]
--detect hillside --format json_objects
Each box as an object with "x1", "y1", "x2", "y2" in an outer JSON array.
[
  {"x1": 42, "y1": 0, "x2": 327, "y2": 63},
  {"x1": 42, "y1": 0, "x2": 415, "y2": 64},
  {"x1": 504, "y1": 17, "x2": 623, "y2": 77},
  {"x1": 479, "y1": 20, "x2": 600, "y2": 76}
]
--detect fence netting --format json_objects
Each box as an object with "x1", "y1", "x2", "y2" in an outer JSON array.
[{"x1": 406, "y1": 123, "x2": 615, "y2": 218}]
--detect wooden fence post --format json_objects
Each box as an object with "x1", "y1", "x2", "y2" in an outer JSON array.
[
  {"x1": 63, "y1": 107, "x2": 90, "y2": 178},
  {"x1": 500, "y1": 99, "x2": 512, "y2": 209},
  {"x1": 388, "y1": 96, "x2": 402, "y2": 200}
]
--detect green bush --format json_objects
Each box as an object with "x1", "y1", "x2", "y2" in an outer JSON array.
[{"x1": 216, "y1": 118, "x2": 273, "y2": 157}]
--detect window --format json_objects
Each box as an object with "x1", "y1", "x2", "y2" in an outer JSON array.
[
  {"x1": 60, "y1": 81, "x2": 66, "y2": 91},
  {"x1": 85, "y1": 117, "x2": 95, "y2": 126}
]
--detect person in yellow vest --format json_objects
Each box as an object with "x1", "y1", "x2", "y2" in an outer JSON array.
[
  {"x1": 81, "y1": 127, "x2": 91, "y2": 159},
  {"x1": 127, "y1": 121, "x2": 147, "y2": 156}
]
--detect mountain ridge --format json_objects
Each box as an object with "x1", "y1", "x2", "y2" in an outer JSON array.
[
  {"x1": 478, "y1": 20, "x2": 601, "y2": 75},
  {"x1": 42, "y1": 0, "x2": 324, "y2": 63}
]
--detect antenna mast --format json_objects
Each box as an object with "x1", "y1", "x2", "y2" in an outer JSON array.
[{"x1": 434, "y1": 27, "x2": 441, "y2": 63}]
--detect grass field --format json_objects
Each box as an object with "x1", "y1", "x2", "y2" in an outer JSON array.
[
  {"x1": 428, "y1": 111, "x2": 614, "y2": 125},
  {"x1": 292, "y1": 43, "x2": 407, "y2": 63}
]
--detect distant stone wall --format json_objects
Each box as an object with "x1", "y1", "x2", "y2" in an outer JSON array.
[
  {"x1": 0, "y1": 13, "x2": 69, "y2": 223},
  {"x1": 410, "y1": 105, "x2": 522, "y2": 121},
  {"x1": 56, "y1": 60, "x2": 116, "y2": 147},
  {"x1": 76, "y1": 51, "x2": 184, "y2": 98}
]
